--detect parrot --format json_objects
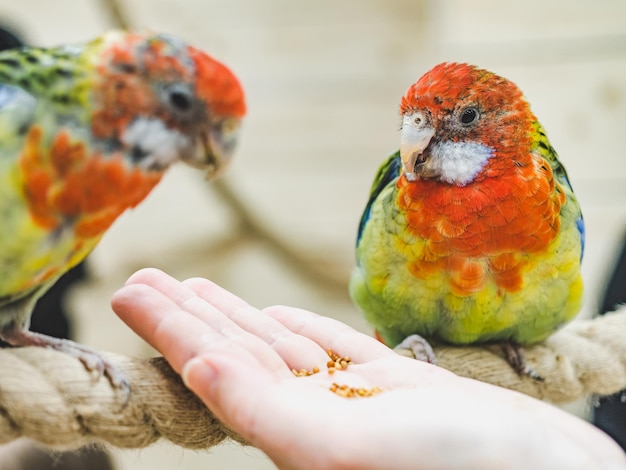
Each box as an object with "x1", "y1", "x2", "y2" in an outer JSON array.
[
  {"x1": 349, "y1": 62, "x2": 584, "y2": 377},
  {"x1": 0, "y1": 31, "x2": 246, "y2": 387}
]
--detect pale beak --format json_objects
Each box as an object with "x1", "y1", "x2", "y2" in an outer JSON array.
[
  {"x1": 185, "y1": 118, "x2": 241, "y2": 179},
  {"x1": 400, "y1": 112, "x2": 435, "y2": 180}
]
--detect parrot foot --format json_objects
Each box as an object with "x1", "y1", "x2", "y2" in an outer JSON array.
[
  {"x1": 501, "y1": 341, "x2": 544, "y2": 382},
  {"x1": 394, "y1": 334, "x2": 438, "y2": 365},
  {"x1": 0, "y1": 327, "x2": 130, "y2": 393}
]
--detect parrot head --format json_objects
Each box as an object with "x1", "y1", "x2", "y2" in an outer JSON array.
[
  {"x1": 89, "y1": 31, "x2": 246, "y2": 179},
  {"x1": 399, "y1": 62, "x2": 534, "y2": 186}
]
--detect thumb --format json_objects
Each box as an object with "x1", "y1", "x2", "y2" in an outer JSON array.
[{"x1": 181, "y1": 353, "x2": 273, "y2": 442}]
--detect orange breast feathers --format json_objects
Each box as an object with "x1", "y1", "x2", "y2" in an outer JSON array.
[
  {"x1": 19, "y1": 126, "x2": 162, "y2": 239},
  {"x1": 396, "y1": 156, "x2": 565, "y2": 294}
]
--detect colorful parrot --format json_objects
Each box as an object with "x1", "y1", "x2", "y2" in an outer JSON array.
[
  {"x1": 0, "y1": 31, "x2": 245, "y2": 386},
  {"x1": 350, "y1": 62, "x2": 584, "y2": 377}
]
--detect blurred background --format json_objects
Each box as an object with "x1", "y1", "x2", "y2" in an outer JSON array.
[{"x1": 0, "y1": 0, "x2": 624, "y2": 468}]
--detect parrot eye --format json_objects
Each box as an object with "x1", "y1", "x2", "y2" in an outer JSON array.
[
  {"x1": 459, "y1": 107, "x2": 479, "y2": 125},
  {"x1": 169, "y1": 89, "x2": 192, "y2": 111},
  {"x1": 162, "y1": 83, "x2": 195, "y2": 114}
]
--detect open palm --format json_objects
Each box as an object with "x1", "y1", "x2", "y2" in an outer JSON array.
[{"x1": 112, "y1": 268, "x2": 624, "y2": 470}]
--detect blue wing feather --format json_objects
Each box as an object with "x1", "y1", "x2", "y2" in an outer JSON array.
[
  {"x1": 553, "y1": 163, "x2": 584, "y2": 261},
  {"x1": 0, "y1": 82, "x2": 37, "y2": 163},
  {"x1": 0, "y1": 83, "x2": 20, "y2": 107},
  {"x1": 356, "y1": 151, "x2": 401, "y2": 245}
]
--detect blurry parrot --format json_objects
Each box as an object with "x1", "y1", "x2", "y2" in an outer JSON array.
[
  {"x1": 350, "y1": 62, "x2": 583, "y2": 377},
  {"x1": 0, "y1": 31, "x2": 245, "y2": 386}
]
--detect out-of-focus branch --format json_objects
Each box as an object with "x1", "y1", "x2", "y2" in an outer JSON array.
[
  {"x1": 97, "y1": 0, "x2": 131, "y2": 30},
  {"x1": 212, "y1": 179, "x2": 349, "y2": 295}
]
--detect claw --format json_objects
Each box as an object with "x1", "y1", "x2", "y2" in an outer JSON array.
[
  {"x1": 394, "y1": 334, "x2": 438, "y2": 365},
  {"x1": 501, "y1": 341, "x2": 544, "y2": 382},
  {"x1": 1, "y1": 326, "x2": 131, "y2": 394}
]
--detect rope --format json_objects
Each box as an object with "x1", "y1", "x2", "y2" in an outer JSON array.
[
  {"x1": 417, "y1": 308, "x2": 626, "y2": 403},
  {"x1": 0, "y1": 349, "x2": 245, "y2": 450},
  {"x1": 0, "y1": 308, "x2": 625, "y2": 450}
]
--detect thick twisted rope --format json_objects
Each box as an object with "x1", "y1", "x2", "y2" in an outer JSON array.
[
  {"x1": 0, "y1": 309, "x2": 625, "y2": 450},
  {"x1": 0, "y1": 350, "x2": 246, "y2": 450},
  {"x1": 416, "y1": 309, "x2": 626, "y2": 403}
]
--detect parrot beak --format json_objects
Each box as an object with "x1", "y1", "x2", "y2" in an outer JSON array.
[
  {"x1": 400, "y1": 112, "x2": 435, "y2": 181},
  {"x1": 185, "y1": 117, "x2": 242, "y2": 179}
]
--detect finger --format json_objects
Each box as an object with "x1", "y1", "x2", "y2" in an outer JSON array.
[
  {"x1": 124, "y1": 268, "x2": 237, "y2": 334},
  {"x1": 181, "y1": 352, "x2": 343, "y2": 464},
  {"x1": 184, "y1": 277, "x2": 330, "y2": 371},
  {"x1": 181, "y1": 353, "x2": 278, "y2": 445},
  {"x1": 112, "y1": 282, "x2": 225, "y2": 372},
  {"x1": 264, "y1": 305, "x2": 395, "y2": 363},
  {"x1": 120, "y1": 268, "x2": 293, "y2": 378}
]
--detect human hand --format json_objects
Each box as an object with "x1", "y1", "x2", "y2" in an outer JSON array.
[{"x1": 111, "y1": 268, "x2": 625, "y2": 470}]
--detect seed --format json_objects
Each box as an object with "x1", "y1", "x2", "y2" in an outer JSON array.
[
  {"x1": 291, "y1": 366, "x2": 321, "y2": 377},
  {"x1": 326, "y1": 349, "x2": 353, "y2": 373},
  {"x1": 329, "y1": 383, "x2": 384, "y2": 399}
]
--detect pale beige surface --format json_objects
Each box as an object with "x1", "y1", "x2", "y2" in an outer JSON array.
[{"x1": 0, "y1": 0, "x2": 624, "y2": 468}]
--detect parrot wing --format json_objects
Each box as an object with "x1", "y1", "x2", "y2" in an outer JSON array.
[
  {"x1": 532, "y1": 121, "x2": 585, "y2": 259},
  {"x1": 0, "y1": 84, "x2": 53, "y2": 315},
  {"x1": 0, "y1": 82, "x2": 36, "y2": 161},
  {"x1": 356, "y1": 151, "x2": 401, "y2": 245}
]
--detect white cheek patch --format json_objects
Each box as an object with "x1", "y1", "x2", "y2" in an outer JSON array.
[
  {"x1": 121, "y1": 118, "x2": 189, "y2": 170},
  {"x1": 428, "y1": 141, "x2": 494, "y2": 185}
]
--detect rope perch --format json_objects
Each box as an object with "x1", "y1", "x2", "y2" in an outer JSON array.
[
  {"x1": 0, "y1": 350, "x2": 246, "y2": 450},
  {"x1": 410, "y1": 308, "x2": 626, "y2": 403},
  {"x1": 1, "y1": 308, "x2": 625, "y2": 450}
]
